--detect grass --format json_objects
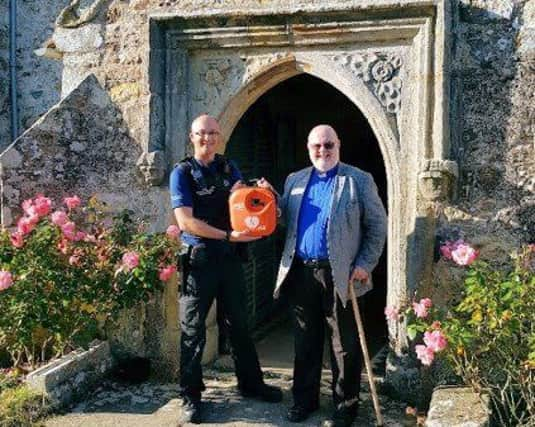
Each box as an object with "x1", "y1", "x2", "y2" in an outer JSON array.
[{"x1": 0, "y1": 383, "x2": 49, "y2": 427}]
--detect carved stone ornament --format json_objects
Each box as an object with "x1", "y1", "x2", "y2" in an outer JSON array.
[
  {"x1": 56, "y1": 0, "x2": 107, "y2": 28},
  {"x1": 194, "y1": 59, "x2": 236, "y2": 111},
  {"x1": 332, "y1": 52, "x2": 403, "y2": 114},
  {"x1": 418, "y1": 159, "x2": 459, "y2": 201},
  {"x1": 136, "y1": 151, "x2": 166, "y2": 187}
]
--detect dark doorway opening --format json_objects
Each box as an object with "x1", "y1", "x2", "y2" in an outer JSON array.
[{"x1": 225, "y1": 73, "x2": 388, "y2": 359}]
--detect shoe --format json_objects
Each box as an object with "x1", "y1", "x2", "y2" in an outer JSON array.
[
  {"x1": 287, "y1": 403, "x2": 319, "y2": 422},
  {"x1": 240, "y1": 383, "x2": 283, "y2": 403},
  {"x1": 178, "y1": 397, "x2": 202, "y2": 424},
  {"x1": 320, "y1": 408, "x2": 357, "y2": 427}
]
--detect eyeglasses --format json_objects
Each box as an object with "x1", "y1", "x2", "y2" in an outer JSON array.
[
  {"x1": 193, "y1": 131, "x2": 220, "y2": 138},
  {"x1": 308, "y1": 142, "x2": 336, "y2": 150}
]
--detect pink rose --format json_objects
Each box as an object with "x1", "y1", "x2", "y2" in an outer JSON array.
[
  {"x1": 122, "y1": 251, "x2": 140, "y2": 270},
  {"x1": 423, "y1": 330, "x2": 447, "y2": 352},
  {"x1": 23, "y1": 204, "x2": 38, "y2": 218},
  {"x1": 17, "y1": 216, "x2": 36, "y2": 235},
  {"x1": 159, "y1": 265, "x2": 177, "y2": 282},
  {"x1": 440, "y1": 242, "x2": 454, "y2": 260},
  {"x1": 166, "y1": 225, "x2": 180, "y2": 239},
  {"x1": 69, "y1": 255, "x2": 81, "y2": 266},
  {"x1": 440, "y1": 239, "x2": 465, "y2": 260},
  {"x1": 10, "y1": 232, "x2": 24, "y2": 248},
  {"x1": 0, "y1": 271, "x2": 13, "y2": 291},
  {"x1": 57, "y1": 238, "x2": 69, "y2": 254},
  {"x1": 384, "y1": 305, "x2": 400, "y2": 321},
  {"x1": 64, "y1": 195, "x2": 81, "y2": 210},
  {"x1": 27, "y1": 212, "x2": 40, "y2": 225},
  {"x1": 21, "y1": 199, "x2": 33, "y2": 214},
  {"x1": 451, "y1": 243, "x2": 478, "y2": 266},
  {"x1": 413, "y1": 298, "x2": 433, "y2": 318},
  {"x1": 59, "y1": 238, "x2": 69, "y2": 254},
  {"x1": 74, "y1": 231, "x2": 87, "y2": 242},
  {"x1": 415, "y1": 344, "x2": 435, "y2": 366},
  {"x1": 33, "y1": 195, "x2": 52, "y2": 216},
  {"x1": 61, "y1": 221, "x2": 77, "y2": 240},
  {"x1": 51, "y1": 211, "x2": 69, "y2": 226}
]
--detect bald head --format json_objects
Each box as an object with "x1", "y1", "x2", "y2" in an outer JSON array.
[
  {"x1": 307, "y1": 125, "x2": 340, "y2": 145},
  {"x1": 189, "y1": 114, "x2": 222, "y2": 164},
  {"x1": 191, "y1": 114, "x2": 220, "y2": 134},
  {"x1": 307, "y1": 124, "x2": 340, "y2": 172}
]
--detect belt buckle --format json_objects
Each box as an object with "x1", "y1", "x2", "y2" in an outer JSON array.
[{"x1": 303, "y1": 258, "x2": 320, "y2": 268}]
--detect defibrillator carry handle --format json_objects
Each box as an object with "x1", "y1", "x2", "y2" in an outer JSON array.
[{"x1": 246, "y1": 178, "x2": 259, "y2": 186}]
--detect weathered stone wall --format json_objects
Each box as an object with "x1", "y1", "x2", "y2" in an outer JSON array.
[
  {"x1": 431, "y1": 0, "x2": 534, "y2": 298},
  {"x1": 0, "y1": 0, "x2": 68, "y2": 150}
]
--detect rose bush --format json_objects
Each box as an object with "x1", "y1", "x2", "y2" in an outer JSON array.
[
  {"x1": 0, "y1": 195, "x2": 180, "y2": 370},
  {"x1": 386, "y1": 242, "x2": 535, "y2": 425}
]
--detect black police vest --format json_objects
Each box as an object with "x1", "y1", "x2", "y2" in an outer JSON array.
[{"x1": 179, "y1": 155, "x2": 234, "y2": 232}]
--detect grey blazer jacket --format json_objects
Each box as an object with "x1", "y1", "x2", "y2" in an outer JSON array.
[{"x1": 274, "y1": 162, "x2": 388, "y2": 305}]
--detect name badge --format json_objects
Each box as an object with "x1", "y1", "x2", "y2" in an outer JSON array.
[{"x1": 290, "y1": 187, "x2": 304, "y2": 196}]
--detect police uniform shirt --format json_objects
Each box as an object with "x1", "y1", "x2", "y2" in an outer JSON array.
[{"x1": 169, "y1": 156, "x2": 243, "y2": 247}]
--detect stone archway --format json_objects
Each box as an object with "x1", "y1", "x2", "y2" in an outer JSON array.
[
  {"x1": 224, "y1": 72, "x2": 389, "y2": 355},
  {"x1": 217, "y1": 54, "x2": 404, "y2": 348}
]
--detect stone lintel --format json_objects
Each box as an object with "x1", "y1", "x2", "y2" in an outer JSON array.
[{"x1": 166, "y1": 19, "x2": 426, "y2": 50}]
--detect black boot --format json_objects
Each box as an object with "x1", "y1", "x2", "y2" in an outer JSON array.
[
  {"x1": 287, "y1": 402, "x2": 319, "y2": 422},
  {"x1": 239, "y1": 383, "x2": 283, "y2": 403}
]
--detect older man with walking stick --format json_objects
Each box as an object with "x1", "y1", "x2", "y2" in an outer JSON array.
[{"x1": 271, "y1": 124, "x2": 387, "y2": 427}]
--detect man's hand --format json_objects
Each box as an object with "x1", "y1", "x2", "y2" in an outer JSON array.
[
  {"x1": 257, "y1": 177, "x2": 275, "y2": 193},
  {"x1": 230, "y1": 180, "x2": 247, "y2": 193},
  {"x1": 350, "y1": 267, "x2": 369, "y2": 284},
  {"x1": 229, "y1": 230, "x2": 261, "y2": 243}
]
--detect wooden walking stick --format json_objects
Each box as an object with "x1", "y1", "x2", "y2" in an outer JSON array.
[{"x1": 349, "y1": 283, "x2": 384, "y2": 427}]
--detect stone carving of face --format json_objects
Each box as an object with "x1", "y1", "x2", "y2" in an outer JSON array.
[
  {"x1": 136, "y1": 150, "x2": 165, "y2": 186},
  {"x1": 189, "y1": 114, "x2": 222, "y2": 164},
  {"x1": 307, "y1": 125, "x2": 340, "y2": 173}
]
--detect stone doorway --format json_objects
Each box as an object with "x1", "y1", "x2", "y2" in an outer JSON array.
[
  {"x1": 225, "y1": 73, "x2": 388, "y2": 357},
  {"x1": 150, "y1": 2, "x2": 456, "y2": 383}
]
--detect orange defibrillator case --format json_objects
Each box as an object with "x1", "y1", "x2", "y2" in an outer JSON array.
[{"x1": 229, "y1": 187, "x2": 277, "y2": 237}]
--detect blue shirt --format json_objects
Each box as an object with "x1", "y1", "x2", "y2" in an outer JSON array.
[
  {"x1": 169, "y1": 157, "x2": 242, "y2": 247},
  {"x1": 296, "y1": 166, "x2": 338, "y2": 260}
]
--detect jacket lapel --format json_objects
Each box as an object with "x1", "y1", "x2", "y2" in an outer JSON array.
[
  {"x1": 330, "y1": 165, "x2": 347, "y2": 216},
  {"x1": 289, "y1": 168, "x2": 312, "y2": 225}
]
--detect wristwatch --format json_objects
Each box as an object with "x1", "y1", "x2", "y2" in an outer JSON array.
[{"x1": 225, "y1": 230, "x2": 231, "y2": 241}]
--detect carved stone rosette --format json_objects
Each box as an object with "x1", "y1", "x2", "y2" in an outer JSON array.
[
  {"x1": 418, "y1": 159, "x2": 459, "y2": 202},
  {"x1": 332, "y1": 52, "x2": 403, "y2": 114},
  {"x1": 136, "y1": 150, "x2": 166, "y2": 187}
]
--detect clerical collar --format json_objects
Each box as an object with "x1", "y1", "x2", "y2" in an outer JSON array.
[{"x1": 314, "y1": 165, "x2": 338, "y2": 179}]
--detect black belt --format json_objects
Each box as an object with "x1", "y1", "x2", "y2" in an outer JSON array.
[{"x1": 296, "y1": 258, "x2": 330, "y2": 269}]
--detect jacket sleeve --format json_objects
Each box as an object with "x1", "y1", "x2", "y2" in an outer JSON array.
[
  {"x1": 353, "y1": 173, "x2": 387, "y2": 273},
  {"x1": 277, "y1": 173, "x2": 294, "y2": 227}
]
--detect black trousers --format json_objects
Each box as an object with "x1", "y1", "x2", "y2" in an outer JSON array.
[
  {"x1": 288, "y1": 261, "x2": 362, "y2": 412},
  {"x1": 179, "y1": 245, "x2": 263, "y2": 400}
]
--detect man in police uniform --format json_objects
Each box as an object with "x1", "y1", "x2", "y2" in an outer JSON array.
[{"x1": 170, "y1": 114, "x2": 282, "y2": 424}]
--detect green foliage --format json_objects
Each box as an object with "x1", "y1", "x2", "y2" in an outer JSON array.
[
  {"x1": 0, "y1": 384, "x2": 48, "y2": 427},
  {"x1": 0, "y1": 195, "x2": 179, "y2": 370}
]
